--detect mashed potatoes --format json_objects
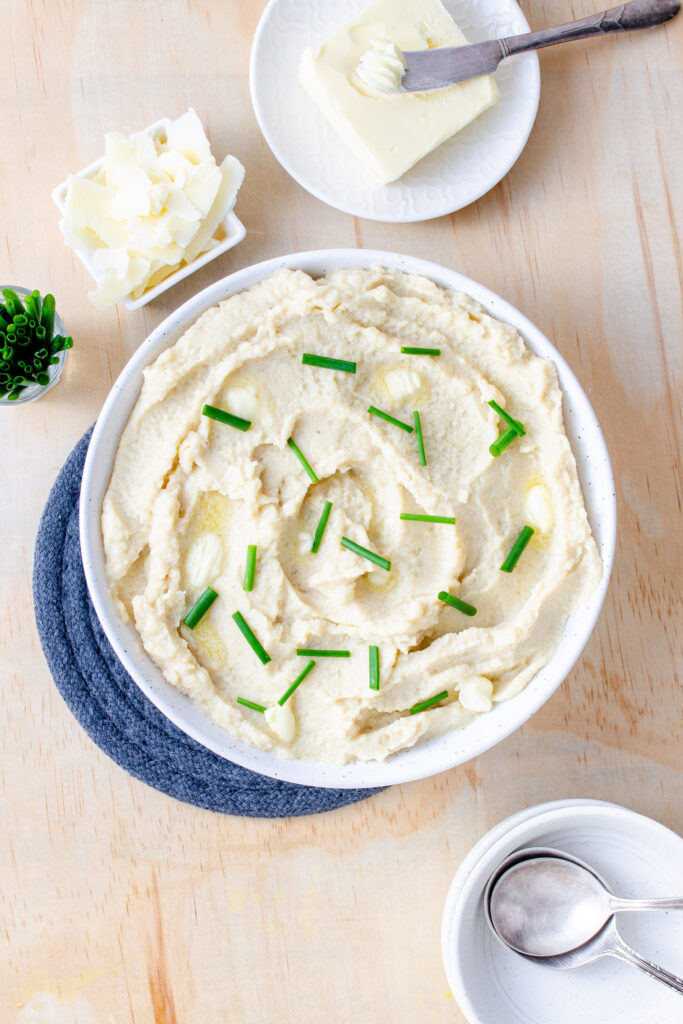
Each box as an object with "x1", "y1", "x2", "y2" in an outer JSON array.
[{"x1": 102, "y1": 267, "x2": 601, "y2": 764}]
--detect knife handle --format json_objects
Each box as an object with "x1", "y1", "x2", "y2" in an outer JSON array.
[{"x1": 502, "y1": 0, "x2": 680, "y2": 58}]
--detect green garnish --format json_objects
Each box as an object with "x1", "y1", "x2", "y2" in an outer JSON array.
[
  {"x1": 232, "y1": 611, "x2": 272, "y2": 664},
  {"x1": 500, "y1": 526, "x2": 535, "y2": 573},
  {"x1": 311, "y1": 500, "x2": 332, "y2": 553},
  {"x1": 182, "y1": 586, "x2": 218, "y2": 629},
  {"x1": 489, "y1": 426, "x2": 519, "y2": 458},
  {"x1": 400, "y1": 514, "x2": 456, "y2": 525},
  {"x1": 243, "y1": 544, "x2": 257, "y2": 592},
  {"x1": 438, "y1": 591, "x2": 477, "y2": 617},
  {"x1": 302, "y1": 353, "x2": 357, "y2": 373},
  {"x1": 202, "y1": 404, "x2": 251, "y2": 432},
  {"x1": 368, "y1": 406, "x2": 414, "y2": 433},
  {"x1": 488, "y1": 399, "x2": 525, "y2": 436},
  {"x1": 296, "y1": 648, "x2": 351, "y2": 658},
  {"x1": 369, "y1": 645, "x2": 380, "y2": 691},
  {"x1": 409, "y1": 690, "x2": 450, "y2": 715},
  {"x1": 277, "y1": 659, "x2": 316, "y2": 706},
  {"x1": 400, "y1": 346, "x2": 441, "y2": 356},
  {"x1": 0, "y1": 288, "x2": 72, "y2": 401},
  {"x1": 287, "y1": 437, "x2": 318, "y2": 482},
  {"x1": 236, "y1": 697, "x2": 266, "y2": 713},
  {"x1": 340, "y1": 536, "x2": 391, "y2": 572},
  {"x1": 413, "y1": 410, "x2": 426, "y2": 466}
]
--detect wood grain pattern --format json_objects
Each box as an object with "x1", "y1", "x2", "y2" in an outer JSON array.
[{"x1": 1, "y1": 1, "x2": 681, "y2": 1021}]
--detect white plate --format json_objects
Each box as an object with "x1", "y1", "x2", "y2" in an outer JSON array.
[
  {"x1": 51, "y1": 118, "x2": 246, "y2": 311},
  {"x1": 442, "y1": 800, "x2": 683, "y2": 1024},
  {"x1": 80, "y1": 249, "x2": 615, "y2": 790},
  {"x1": 249, "y1": 0, "x2": 540, "y2": 222}
]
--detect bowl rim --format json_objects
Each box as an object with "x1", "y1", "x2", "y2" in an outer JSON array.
[{"x1": 80, "y1": 248, "x2": 616, "y2": 789}]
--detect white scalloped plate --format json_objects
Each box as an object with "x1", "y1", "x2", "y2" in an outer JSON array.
[{"x1": 249, "y1": 0, "x2": 540, "y2": 222}]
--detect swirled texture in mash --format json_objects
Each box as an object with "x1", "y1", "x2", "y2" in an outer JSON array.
[{"x1": 102, "y1": 267, "x2": 601, "y2": 764}]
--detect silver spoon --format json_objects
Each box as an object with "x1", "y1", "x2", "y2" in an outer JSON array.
[{"x1": 484, "y1": 847, "x2": 683, "y2": 995}]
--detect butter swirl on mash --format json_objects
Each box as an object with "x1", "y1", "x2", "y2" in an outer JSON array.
[{"x1": 102, "y1": 267, "x2": 601, "y2": 764}]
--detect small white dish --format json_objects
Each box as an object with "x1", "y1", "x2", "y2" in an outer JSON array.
[
  {"x1": 51, "y1": 118, "x2": 246, "y2": 311},
  {"x1": 80, "y1": 249, "x2": 615, "y2": 790},
  {"x1": 249, "y1": 0, "x2": 540, "y2": 222},
  {"x1": 441, "y1": 799, "x2": 683, "y2": 1024}
]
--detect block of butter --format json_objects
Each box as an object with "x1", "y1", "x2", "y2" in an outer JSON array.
[{"x1": 299, "y1": 0, "x2": 500, "y2": 185}]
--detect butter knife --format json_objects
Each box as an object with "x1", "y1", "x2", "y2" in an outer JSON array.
[{"x1": 401, "y1": 0, "x2": 680, "y2": 92}]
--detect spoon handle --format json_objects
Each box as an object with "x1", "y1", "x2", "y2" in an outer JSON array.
[
  {"x1": 610, "y1": 934, "x2": 683, "y2": 995},
  {"x1": 610, "y1": 895, "x2": 683, "y2": 912}
]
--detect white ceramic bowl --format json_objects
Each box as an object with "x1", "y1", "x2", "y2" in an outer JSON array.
[
  {"x1": 80, "y1": 250, "x2": 616, "y2": 789},
  {"x1": 441, "y1": 799, "x2": 683, "y2": 1024},
  {"x1": 51, "y1": 118, "x2": 246, "y2": 311}
]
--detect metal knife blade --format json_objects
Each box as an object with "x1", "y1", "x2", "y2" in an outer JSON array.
[{"x1": 401, "y1": 40, "x2": 506, "y2": 92}]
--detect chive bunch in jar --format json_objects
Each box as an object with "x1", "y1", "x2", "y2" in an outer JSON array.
[{"x1": 0, "y1": 287, "x2": 73, "y2": 403}]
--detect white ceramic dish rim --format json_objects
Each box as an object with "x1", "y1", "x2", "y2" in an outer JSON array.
[
  {"x1": 80, "y1": 249, "x2": 616, "y2": 789},
  {"x1": 249, "y1": 0, "x2": 540, "y2": 222},
  {"x1": 51, "y1": 118, "x2": 246, "y2": 311},
  {"x1": 440, "y1": 799, "x2": 683, "y2": 1024}
]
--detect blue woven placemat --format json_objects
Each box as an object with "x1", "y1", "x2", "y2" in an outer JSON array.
[{"x1": 32, "y1": 428, "x2": 379, "y2": 817}]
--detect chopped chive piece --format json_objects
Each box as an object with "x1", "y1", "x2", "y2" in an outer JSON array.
[
  {"x1": 340, "y1": 536, "x2": 391, "y2": 572},
  {"x1": 243, "y1": 544, "x2": 257, "y2": 592},
  {"x1": 410, "y1": 690, "x2": 450, "y2": 715},
  {"x1": 413, "y1": 411, "x2": 426, "y2": 466},
  {"x1": 232, "y1": 611, "x2": 271, "y2": 664},
  {"x1": 489, "y1": 426, "x2": 519, "y2": 458},
  {"x1": 287, "y1": 437, "x2": 318, "y2": 482},
  {"x1": 236, "y1": 697, "x2": 266, "y2": 713},
  {"x1": 182, "y1": 586, "x2": 218, "y2": 629},
  {"x1": 368, "y1": 406, "x2": 414, "y2": 433},
  {"x1": 369, "y1": 645, "x2": 380, "y2": 691},
  {"x1": 302, "y1": 353, "x2": 357, "y2": 373},
  {"x1": 400, "y1": 513, "x2": 456, "y2": 525},
  {"x1": 202, "y1": 403, "x2": 251, "y2": 432},
  {"x1": 438, "y1": 591, "x2": 477, "y2": 617},
  {"x1": 401, "y1": 346, "x2": 441, "y2": 356},
  {"x1": 311, "y1": 500, "x2": 332, "y2": 553},
  {"x1": 500, "y1": 526, "x2": 535, "y2": 573},
  {"x1": 488, "y1": 399, "x2": 525, "y2": 436},
  {"x1": 296, "y1": 648, "x2": 351, "y2": 658},
  {"x1": 278, "y1": 659, "x2": 316, "y2": 706}
]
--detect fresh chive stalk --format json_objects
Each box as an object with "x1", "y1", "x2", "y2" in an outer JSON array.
[
  {"x1": 500, "y1": 526, "x2": 535, "y2": 573},
  {"x1": 413, "y1": 411, "x2": 426, "y2": 466},
  {"x1": 311, "y1": 500, "x2": 332, "y2": 553},
  {"x1": 340, "y1": 536, "x2": 391, "y2": 572},
  {"x1": 277, "y1": 660, "x2": 316, "y2": 706},
  {"x1": 232, "y1": 611, "x2": 271, "y2": 664},
  {"x1": 202, "y1": 403, "x2": 251, "y2": 432},
  {"x1": 236, "y1": 697, "x2": 266, "y2": 713},
  {"x1": 302, "y1": 353, "x2": 357, "y2": 373},
  {"x1": 183, "y1": 586, "x2": 218, "y2": 629},
  {"x1": 488, "y1": 399, "x2": 525, "y2": 436},
  {"x1": 369, "y1": 645, "x2": 380, "y2": 691},
  {"x1": 243, "y1": 544, "x2": 257, "y2": 592},
  {"x1": 400, "y1": 346, "x2": 441, "y2": 356},
  {"x1": 287, "y1": 437, "x2": 318, "y2": 482},
  {"x1": 489, "y1": 426, "x2": 519, "y2": 458},
  {"x1": 438, "y1": 591, "x2": 477, "y2": 617},
  {"x1": 296, "y1": 648, "x2": 350, "y2": 658},
  {"x1": 0, "y1": 289, "x2": 70, "y2": 400},
  {"x1": 368, "y1": 406, "x2": 414, "y2": 433},
  {"x1": 409, "y1": 690, "x2": 450, "y2": 715},
  {"x1": 400, "y1": 514, "x2": 456, "y2": 524}
]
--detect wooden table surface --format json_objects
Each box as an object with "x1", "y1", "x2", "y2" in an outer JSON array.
[{"x1": 2, "y1": 2, "x2": 681, "y2": 1021}]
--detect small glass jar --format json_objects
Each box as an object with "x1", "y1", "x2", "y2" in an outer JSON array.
[{"x1": 0, "y1": 285, "x2": 68, "y2": 406}]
